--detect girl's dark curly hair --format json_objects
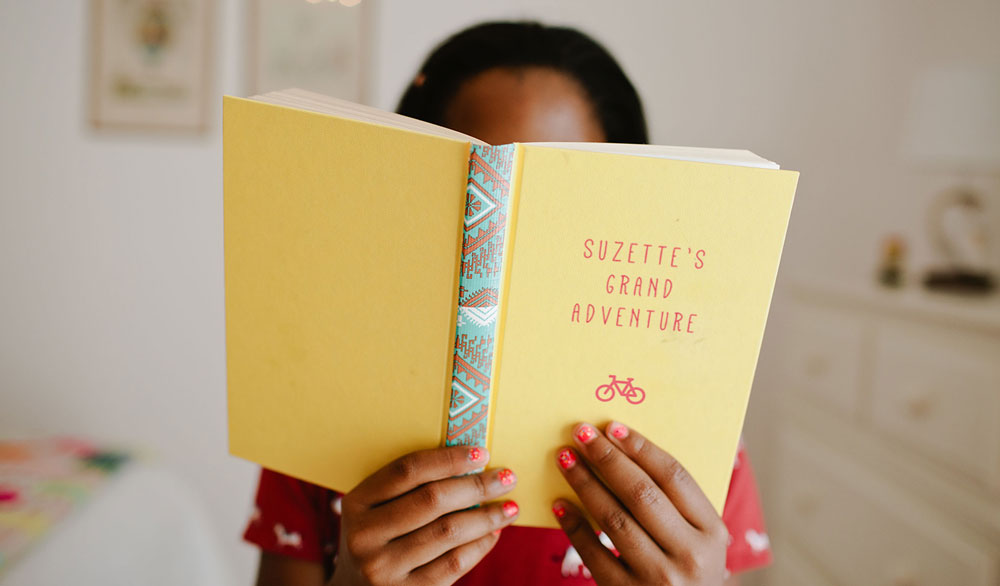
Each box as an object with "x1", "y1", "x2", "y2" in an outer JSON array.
[{"x1": 396, "y1": 21, "x2": 648, "y2": 144}]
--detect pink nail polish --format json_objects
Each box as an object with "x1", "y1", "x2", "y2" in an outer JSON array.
[
  {"x1": 575, "y1": 424, "x2": 597, "y2": 444},
  {"x1": 608, "y1": 421, "x2": 629, "y2": 440},
  {"x1": 502, "y1": 501, "x2": 519, "y2": 517},
  {"x1": 493, "y1": 528, "x2": 503, "y2": 537},
  {"x1": 552, "y1": 503, "x2": 566, "y2": 518},
  {"x1": 557, "y1": 448, "x2": 577, "y2": 469},
  {"x1": 468, "y1": 447, "x2": 485, "y2": 463},
  {"x1": 498, "y1": 468, "x2": 516, "y2": 486}
]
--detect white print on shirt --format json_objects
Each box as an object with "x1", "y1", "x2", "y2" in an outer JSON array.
[
  {"x1": 745, "y1": 529, "x2": 770, "y2": 554},
  {"x1": 560, "y1": 532, "x2": 617, "y2": 579},
  {"x1": 274, "y1": 523, "x2": 303, "y2": 549},
  {"x1": 331, "y1": 495, "x2": 343, "y2": 515},
  {"x1": 561, "y1": 546, "x2": 592, "y2": 580}
]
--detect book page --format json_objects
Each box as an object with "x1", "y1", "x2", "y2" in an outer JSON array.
[
  {"x1": 253, "y1": 88, "x2": 488, "y2": 145},
  {"x1": 525, "y1": 142, "x2": 779, "y2": 169}
]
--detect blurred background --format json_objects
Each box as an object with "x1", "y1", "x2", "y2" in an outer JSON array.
[{"x1": 1, "y1": 1, "x2": 998, "y2": 584}]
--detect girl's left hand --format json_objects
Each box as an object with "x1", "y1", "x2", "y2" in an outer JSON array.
[{"x1": 553, "y1": 422, "x2": 729, "y2": 586}]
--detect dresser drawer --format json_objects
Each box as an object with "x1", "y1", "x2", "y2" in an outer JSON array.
[
  {"x1": 774, "y1": 429, "x2": 998, "y2": 586},
  {"x1": 870, "y1": 326, "x2": 1000, "y2": 489},
  {"x1": 781, "y1": 305, "x2": 865, "y2": 415}
]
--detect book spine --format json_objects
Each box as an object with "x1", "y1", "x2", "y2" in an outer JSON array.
[{"x1": 445, "y1": 144, "x2": 517, "y2": 448}]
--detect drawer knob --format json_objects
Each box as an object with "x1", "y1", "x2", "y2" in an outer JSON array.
[{"x1": 905, "y1": 396, "x2": 934, "y2": 421}]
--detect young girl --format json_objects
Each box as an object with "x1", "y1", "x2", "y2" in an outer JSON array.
[{"x1": 244, "y1": 22, "x2": 771, "y2": 586}]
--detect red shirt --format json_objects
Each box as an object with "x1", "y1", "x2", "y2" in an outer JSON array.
[{"x1": 244, "y1": 443, "x2": 771, "y2": 582}]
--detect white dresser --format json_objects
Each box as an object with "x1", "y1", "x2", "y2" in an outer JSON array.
[{"x1": 748, "y1": 279, "x2": 1000, "y2": 586}]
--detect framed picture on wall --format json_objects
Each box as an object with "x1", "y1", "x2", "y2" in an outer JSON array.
[
  {"x1": 249, "y1": 0, "x2": 370, "y2": 102},
  {"x1": 89, "y1": 0, "x2": 213, "y2": 132}
]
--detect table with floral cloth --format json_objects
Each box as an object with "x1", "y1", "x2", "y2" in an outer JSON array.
[
  {"x1": 0, "y1": 437, "x2": 128, "y2": 576},
  {"x1": 0, "y1": 436, "x2": 232, "y2": 586}
]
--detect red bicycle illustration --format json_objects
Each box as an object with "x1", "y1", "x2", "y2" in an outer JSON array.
[{"x1": 594, "y1": 375, "x2": 646, "y2": 405}]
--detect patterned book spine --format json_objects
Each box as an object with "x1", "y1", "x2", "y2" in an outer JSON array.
[{"x1": 445, "y1": 144, "x2": 517, "y2": 448}]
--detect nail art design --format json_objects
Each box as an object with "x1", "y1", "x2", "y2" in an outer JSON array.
[
  {"x1": 608, "y1": 421, "x2": 629, "y2": 440},
  {"x1": 498, "y1": 468, "x2": 516, "y2": 486},
  {"x1": 552, "y1": 503, "x2": 567, "y2": 518},
  {"x1": 468, "y1": 447, "x2": 484, "y2": 463},
  {"x1": 502, "y1": 501, "x2": 519, "y2": 517},
  {"x1": 575, "y1": 424, "x2": 596, "y2": 444},
  {"x1": 558, "y1": 448, "x2": 577, "y2": 469}
]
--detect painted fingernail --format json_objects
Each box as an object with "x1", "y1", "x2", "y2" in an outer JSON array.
[
  {"x1": 552, "y1": 502, "x2": 566, "y2": 519},
  {"x1": 608, "y1": 421, "x2": 629, "y2": 440},
  {"x1": 493, "y1": 528, "x2": 503, "y2": 536},
  {"x1": 498, "y1": 468, "x2": 516, "y2": 486},
  {"x1": 557, "y1": 448, "x2": 577, "y2": 469},
  {"x1": 575, "y1": 424, "x2": 597, "y2": 444},
  {"x1": 502, "y1": 500, "x2": 519, "y2": 517},
  {"x1": 468, "y1": 447, "x2": 486, "y2": 463}
]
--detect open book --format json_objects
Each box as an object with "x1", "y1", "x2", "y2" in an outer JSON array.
[{"x1": 224, "y1": 88, "x2": 798, "y2": 527}]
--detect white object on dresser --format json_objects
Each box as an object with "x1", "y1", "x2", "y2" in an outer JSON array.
[{"x1": 749, "y1": 278, "x2": 1000, "y2": 586}]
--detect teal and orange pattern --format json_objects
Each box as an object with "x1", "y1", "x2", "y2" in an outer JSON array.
[{"x1": 446, "y1": 144, "x2": 516, "y2": 448}]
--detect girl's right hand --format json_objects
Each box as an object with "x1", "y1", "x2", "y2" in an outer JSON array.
[{"x1": 328, "y1": 446, "x2": 518, "y2": 586}]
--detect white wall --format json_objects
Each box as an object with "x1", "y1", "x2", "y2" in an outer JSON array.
[
  {"x1": 0, "y1": 1, "x2": 260, "y2": 583},
  {"x1": 1, "y1": 1, "x2": 998, "y2": 585}
]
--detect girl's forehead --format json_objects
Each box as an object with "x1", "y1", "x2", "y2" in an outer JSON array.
[{"x1": 442, "y1": 67, "x2": 605, "y2": 145}]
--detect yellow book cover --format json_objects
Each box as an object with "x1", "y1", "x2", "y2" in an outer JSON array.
[{"x1": 224, "y1": 89, "x2": 798, "y2": 528}]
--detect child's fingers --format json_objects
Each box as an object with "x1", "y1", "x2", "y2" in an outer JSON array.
[
  {"x1": 389, "y1": 499, "x2": 518, "y2": 571},
  {"x1": 365, "y1": 467, "x2": 517, "y2": 538},
  {"x1": 408, "y1": 530, "x2": 501, "y2": 586},
  {"x1": 554, "y1": 445, "x2": 660, "y2": 568},
  {"x1": 570, "y1": 423, "x2": 696, "y2": 553},
  {"x1": 350, "y1": 445, "x2": 488, "y2": 508},
  {"x1": 605, "y1": 422, "x2": 724, "y2": 534},
  {"x1": 550, "y1": 498, "x2": 623, "y2": 582}
]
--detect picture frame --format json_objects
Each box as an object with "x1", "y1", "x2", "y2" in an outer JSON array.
[
  {"x1": 89, "y1": 0, "x2": 213, "y2": 132},
  {"x1": 248, "y1": 0, "x2": 370, "y2": 102}
]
